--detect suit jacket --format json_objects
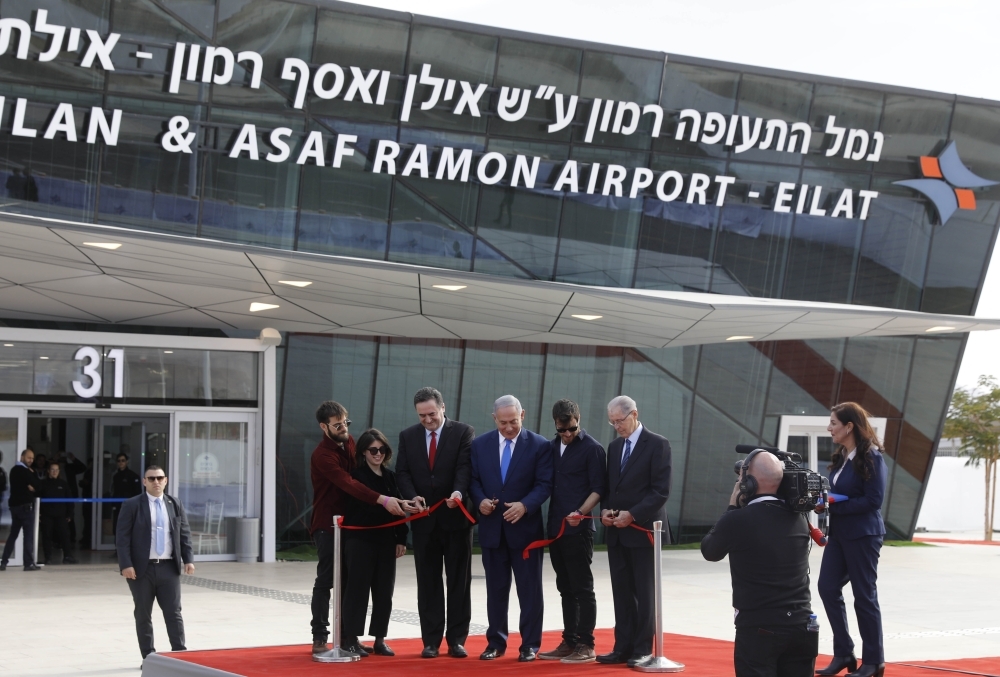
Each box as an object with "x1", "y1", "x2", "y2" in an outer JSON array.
[
  {"x1": 470, "y1": 428, "x2": 553, "y2": 551},
  {"x1": 115, "y1": 491, "x2": 194, "y2": 578},
  {"x1": 604, "y1": 426, "x2": 671, "y2": 547},
  {"x1": 547, "y1": 430, "x2": 607, "y2": 537},
  {"x1": 827, "y1": 449, "x2": 886, "y2": 540},
  {"x1": 395, "y1": 419, "x2": 475, "y2": 532}
]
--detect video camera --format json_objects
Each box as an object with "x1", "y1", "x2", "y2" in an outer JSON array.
[{"x1": 733, "y1": 445, "x2": 829, "y2": 514}]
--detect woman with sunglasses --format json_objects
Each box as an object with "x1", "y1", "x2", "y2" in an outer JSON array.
[{"x1": 341, "y1": 429, "x2": 410, "y2": 657}]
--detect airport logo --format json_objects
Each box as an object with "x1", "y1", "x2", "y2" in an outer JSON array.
[{"x1": 894, "y1": 142, "x2": 997, "y2": 224}]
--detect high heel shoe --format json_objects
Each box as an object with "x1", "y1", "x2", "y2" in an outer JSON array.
[
  {"x1": 816, "y1": 654, "x2": 858, "y2": 675},
  {"x1": 846, "y1": 664, "x2": 885, "y2": 677}
]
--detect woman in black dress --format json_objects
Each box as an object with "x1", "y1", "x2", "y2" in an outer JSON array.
[{"x1": 341, "y1": 429, "x2": 409, "y2": 657}]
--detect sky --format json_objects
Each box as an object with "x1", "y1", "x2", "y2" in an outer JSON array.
[{"x1": 353, "y1": 0, "x2": 1000, "y2": 390}]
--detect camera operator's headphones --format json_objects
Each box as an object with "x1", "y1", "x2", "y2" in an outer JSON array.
[{"x1": 736, "y1": 448, "x2": 767, "y2": 506}]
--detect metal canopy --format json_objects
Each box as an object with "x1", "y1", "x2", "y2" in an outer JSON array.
[{"x1": 1, "y1": 213, "x2": 999, "y2": 347}]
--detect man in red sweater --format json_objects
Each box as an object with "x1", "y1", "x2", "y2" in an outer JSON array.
[{"x1": 310, "y1": 401, "x2": 410, "y2": 655}]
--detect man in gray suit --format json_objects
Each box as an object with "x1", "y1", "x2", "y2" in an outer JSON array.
[{"x1": 115, "y1": 465, "x2": 195, "y2": 659}]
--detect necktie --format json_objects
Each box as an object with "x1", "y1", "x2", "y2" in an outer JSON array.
[
  {"x1": 155, "y1": 498, "x2": 165, "y2": 556},
  {"x1": 620, "y1": 439, "x2": 632, "y2": 473},
  {"x1": 428, "y1": 431, "x2": 437, "y2": 471},
  {"x1": 500, "y1": 439, "x2": 512, "y2": 483}
]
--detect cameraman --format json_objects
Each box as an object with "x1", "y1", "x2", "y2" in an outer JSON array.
[{"x1": 700, "y1": 451, "x2": 817, "y2": 677}]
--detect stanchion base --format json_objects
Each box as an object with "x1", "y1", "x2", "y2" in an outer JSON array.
[
  {"x1": 634, "y1": 656, "x2": 685, "y2": 673},
  {"x1": 312, "y1": 648, "x2": 361, "y2": 663}
]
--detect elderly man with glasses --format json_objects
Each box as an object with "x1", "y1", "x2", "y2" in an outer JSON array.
[{"x1": 597, "y1": 395, "x2": 672, "y2": 669}]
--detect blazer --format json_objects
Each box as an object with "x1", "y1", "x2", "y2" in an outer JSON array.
[
  {"x1": 827, "y1": 449, "x2": 886, "y2": 540},
  {"x1": 344, "y1": 463, "x2": 409, "y2": 546},
  {"x1": 115, "y1": 491, "x2": 194, "y2": 578},
  {"x1": 470, "y1": 428, "x2": 553, "y2": 551},
  {"x1": 547, "y1": 430, "x2": 607, "y2": 537},
  {"x1": 395, "y1": 418, "x2": 475, "y2": 532},
  {"x1": 603, "y1": 426, "x2": 672, "y2": 547}
]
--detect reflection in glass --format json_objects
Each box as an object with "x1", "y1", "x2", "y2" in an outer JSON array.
[
  {"x1": 541, "y1": 345, "x2": 624, "y2": 450},
  {"x1": 458, "y1": 342, "x2": 544, "y2": 438},
  {"x1": 656, "y1": 63, "x2": 739, "y2": 158},
  {"x1": 697, "y1": 342, "x2": 770, "y2": 433},
  {"x1": 839, "y1": 337, "x2": 914, "y2": 418},
  {"x1": 712, "y1": 205, "x2": 792, "y2": 297},
  {"x1": 920, "y1": 199, "x2": 998, "y2": 314},
  {"x1": 575, "y1": 51, "x2": 663, "y2": 150},
  {"x1": 388, "y1": 182, "x2": 473, "y2": 271}
]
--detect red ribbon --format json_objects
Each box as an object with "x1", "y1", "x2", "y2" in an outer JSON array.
[
  {"x1": 521, "y1": 513, "x2": 654, "y2": 559},
  {"x1": 336, "y1": 497, "x2": 477, "y2": 531}
]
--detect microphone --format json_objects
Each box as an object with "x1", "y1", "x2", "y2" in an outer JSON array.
[
  {"x1": 735, "y1": 444, "x2": 780, "y2": 455},
  {"x1": 808, "y1": 523, "x2": 828, "y2": 546}
]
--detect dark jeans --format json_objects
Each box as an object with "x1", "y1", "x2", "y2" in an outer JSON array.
[
  {"x1": 310, "y1": 529, "x2": 344, "y2": 641},
  {"x1": 608, "y1": 543, "x2": 655, "y2": 657},
  {"x1": 126, "y1": 561, "x2": 186, "y2": 658},
  {"x1": 41, "y1": 514, "x2": 73, "y2": 562},
  {"x1": 342, "y1": 536, "x2": 396, "y2": 638},
  {"x1": 734, "y1": 625, "x2": 818, "y2": 677},
  {"x1": 549, "y1": 530, "x2": 596, "y2": 647},
  {"x1": 412, "y1": 524, "x2": 472, "y2": 648},
  {"x1": 1, "y1": 503, "x2": 36, "y2": 567}
]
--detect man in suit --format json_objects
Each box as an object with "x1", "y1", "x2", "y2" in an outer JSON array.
[
  {"x1": 470, "y1": 395, "x2": 552, "y2": 662},
  {"x1": 538, "y1": 399, "x2": 607, "y2": 664},
  {"x1": 598, "y1": 395, "x2": 672, "y2": 669},
  {"x1": 115, "y1": 465, "x2": 195, "y2": 659},
  {"x1": 0, "y1": 448, "x2": 40, "y2": 571},
  {"x1": 395, "y1": 387, "x2": 475, "y2": 659}
]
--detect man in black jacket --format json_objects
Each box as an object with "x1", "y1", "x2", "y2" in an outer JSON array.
[
  {"x1": 1, "y1": 448, "x2": 40, "y2": 571},
  {"x1": 538, "y1": 399, "x2": 606, "y2": 664},
  {"x1": 40, "y1": 461, "x2": 77, "y2": 564},
  {"x1": 701, "y1": 451, "x2": 817, "y2": 677},
  {"x1": 395, "y1": 387, "x2": 475, "y2": 659}
]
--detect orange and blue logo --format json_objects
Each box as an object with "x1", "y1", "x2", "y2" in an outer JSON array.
[{"x1": 894, "y1": 142, "x2": 997, "y2": 224}]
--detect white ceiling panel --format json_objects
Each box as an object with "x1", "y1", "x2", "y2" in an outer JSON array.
[
  {"x1": 0, "y1": 285, "x2": 106, "y2": 321},
  {"x1": 117, "y1": 307, "x2": 237, "y2": 329}
]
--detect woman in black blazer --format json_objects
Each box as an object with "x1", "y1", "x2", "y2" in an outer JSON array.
[
  {"x1": 816, "y1": 402, "x2": 887, "y2": 677},
  {"x1": 341, "y1": 429, "x2": 409, "y2": 657}
]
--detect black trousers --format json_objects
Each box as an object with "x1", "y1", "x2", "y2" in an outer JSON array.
[
  {"x1": 411, "y1": 524, "x2": 472, "y2": 648},
  {"x1": 734, "y1": 625, "x2": 818, "y2": 677},
  {"x1": 126, "y1": 560, "x2": 186, "y2": 658},
  {"x1": 550, "y1": 530, "x2": 596, "y2": 647},
  {"x1": 1, "y1": 503, "x2": 36, "y2": 567},
  {"x1": 342, "y1": 536, "x2": 397, "y2": 638},
  {"x1": 310, "y1": 529, "x2": 346, "y2": 641},
  {"x1": 41, "y1": 515, "x2": 72, "y2": 562},
  {"x1": 608, "y1": 543, "x2": 655, "y2": 656}
]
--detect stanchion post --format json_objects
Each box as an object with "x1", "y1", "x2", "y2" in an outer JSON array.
[
  {"x1": 313, "y1": 515, "x2": 360, "y2": 663},
  {"x1": 33, "y1": 497, "x2": 40, "y2": 566},
  {"x1": 635, "y1": 520, "x2": 684, "y2": 673}
]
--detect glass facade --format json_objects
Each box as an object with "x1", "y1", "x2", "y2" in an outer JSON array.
[{"x1": 0, "y1": 0, "x2": 995, "y2": 547}]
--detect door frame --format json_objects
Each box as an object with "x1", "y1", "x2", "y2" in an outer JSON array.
[{"x1": 0, "y1": 406, "x2": 28, "y2": 566}]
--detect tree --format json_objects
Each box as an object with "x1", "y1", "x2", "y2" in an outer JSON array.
[{"x1": 943, "y1": 375, "x2": 1000, "y2": 541}]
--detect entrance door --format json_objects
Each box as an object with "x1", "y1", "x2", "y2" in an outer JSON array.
[
  {"x1": 778, "y1": 415, "x2": 889, "y2": 473},
  {"x1": 0, "y1": 407, "x2": 28, "y2": 565}
]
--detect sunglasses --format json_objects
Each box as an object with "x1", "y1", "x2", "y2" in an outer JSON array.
[
  {"x1": 145, "y1": 476, "x2": 167, "y2": 482},
  {"x1": 555, "y1": 426, "x2": 579, "y2": 434},
  {"x1": 365, "y1": 447, "x2": 385, "y2": 455},
  {"x1": 325, "y1": 419, "x2": 352, "y2": 431}
]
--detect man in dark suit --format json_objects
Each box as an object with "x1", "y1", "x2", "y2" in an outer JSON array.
[
  {"x1": 395, "y1": 387, "x2": 475, "y2": 659},
  {"x1": 116, "y1": 465, "x2": 195, "y2": 659},
  {"x1": 538, "y1": 399, "x2": 607, "y2": 664},
  {"x1": 0, "y1": 448, "x2": 39, "y2": 571},
  {"x1": 470, "y1": 394, "x2": 553, "y2": 662},
  {"x1": 598, "y1": 395, "x2": 671, "y2": 669}
]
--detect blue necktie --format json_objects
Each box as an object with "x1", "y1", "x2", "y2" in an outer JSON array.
[
  {"x1": 500, "y1": 439, "x2": 512, "y2": 483},
  {"x1": 620, "y1": 439, "x2": 632, "y2": 472},
  {"x1": 155, "y1": 498, "x2": 165, "y2": 556}
]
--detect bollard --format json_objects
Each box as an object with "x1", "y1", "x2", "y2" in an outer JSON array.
[
  {"x1": 313, "y1": 515, "x2": 360, "y2": 663},
  {"x1": 635, "y1": 520, "x2": 684, "y2": 673},
  {"x1": 33, "y1": 497, "x2": 40, "y2": 565}
]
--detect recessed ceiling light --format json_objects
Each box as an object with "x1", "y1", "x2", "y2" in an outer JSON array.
[
  {"x1": 571, "y1": 314, "x2": 603, "y2": 321},
  {"x1": 726, "y1": 335, "x2": 754, "y2": 341},
  {"x1": 82, "y1": 242, "x2": 122, "y2": 250},
  {"x1": 925, "y1": 326, "x2": 955, "y2": 333},
  {"x1": 278, "y1": 280, "x2": 312, "y2": 288},
  {"x1": 3, "y1": 343, "x2": 12, "y2": 347},
  {"x1": 432, "y1": 284, "x2": 467, "y2": 291},
  {"x1": 39, "y1": 356, "x2": 49, "y2": 360},
  {"x1": 249, "y1": 302, "x2": 280, "y2": 312},
  {"x1": 163, "y1": 350, "x2": 173, "y2": 354}
]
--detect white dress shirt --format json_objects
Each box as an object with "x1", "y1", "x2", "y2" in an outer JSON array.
[
  {"x1": 559, "y1": 442, "x2": 567, "y2": 457},
  {"x1": 499, "y1": 431, "x2": 518, "y2": 465},
  {"x1": 147, "y1": 493, "x2": 174, "y2": 560},
  {"x1": 624, "y1": 423, "x2": 644, "y2": 453},
  {"x1": 831, "y1": 449, "x2": 856, "y2": 485},
  {"x1": 425, "y1": 419, "x2": 445, "y2": 456}
]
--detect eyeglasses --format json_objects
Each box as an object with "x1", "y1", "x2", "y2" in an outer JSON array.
[
  {"x1": 365, "y1": 447, "x2": 385, "y2": 455},
  {"x1": 145, "y1": 476, "x2": 167, "y2": 482},
  {"x1": 608, "y1": 410, "x2": 635, "y2": 427},
  {"x1": 325, "y1": 419, "x2": 352, "y2": 431},
  {"x1": 555, "y1": 426, "x2": 579, "y2": 434}
]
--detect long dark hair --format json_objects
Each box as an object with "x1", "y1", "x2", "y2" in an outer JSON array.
[
  {"x1": 829, "y1": 402, "x2": 881, "y2": 481},
  {"x1": 355, "y1": 428, "x2": 393, "y2": 468}
]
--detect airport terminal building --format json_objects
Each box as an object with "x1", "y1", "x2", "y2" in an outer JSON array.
[{"x1": 2, "y1": 0, "x2": 1000, "y2": 563}]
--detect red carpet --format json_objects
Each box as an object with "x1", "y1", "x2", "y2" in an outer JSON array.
[{"x1": 166, "y1": 629, "x2": 1000, "y2": 676}]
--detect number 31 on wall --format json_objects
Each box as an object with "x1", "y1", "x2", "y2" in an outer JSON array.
[{"x1": 72, "y1": 347, "x2": 125, "y2": 399}]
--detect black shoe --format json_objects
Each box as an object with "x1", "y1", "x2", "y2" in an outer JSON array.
[
  {"x1": 372, "y1": 642, "x2": 394, "y2": 656},
  {"x1": 817, "y1": 654, "x2": 858, "y2": 675},
  {"x1": 63, "y1": 557, "x2": 78, "y2": 564},
  {"x1": 358, "y1": 643, "x2": 373, "y2": 653},
  {"x1": 0, "y1": 562, "x2": 6, "y2": 571},
  {"x1": 341, "y1": 642, "x2": 368, "y2": 658},
  {"x1": 24, "y1": 564, "x2": 41, "y2": 571},
  {"x1": 846, "y1": 664, "x2": 885, "y2": 677},
  {"x1": 480, "y1": 647, "x2": 504, "y2": 660},
  {"x1": 518, "y1": 649, "x2": 537, "y2": 662},
  {"x1": 448, "y1": 644, "x2": 468, "y2": 658},
  {"x1": 596, "y1": 651, "x2": 629, "y2": 664},
  {"x1": 421, "y1": 646, "x2": 439, "y2": 658},
  {"x1": 627, "y1": 654, "x2": 652, "y2": 668}
]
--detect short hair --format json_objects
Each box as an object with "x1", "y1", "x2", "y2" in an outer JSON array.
[
  {"x1": 552, "y1": 399, "x2": 580, "y2": 423},
  {"x1": 414, "y1": 387, "x2": 444, "y2": 408},
  {"x1": 316, "y1": 400, "x2": 348, "y2": 424},
  {"x1": 494, "y1": 394, "x2": 522, "y2": 415},
  {"x1": 144, "y1": 465, "x2": 165, "y2": 477},
  {"x1": 355, "y1": 428, "x2": 393, "y2": 466},
  {"x1": 608, "y1": 395, "x2": 637, "y2": 416},
  {"x1": 117, "y1": 453, "x2": 129, "y2": 461},
  {"x1": 20, "y1": 448, "x2": 32, "y2": 459}
]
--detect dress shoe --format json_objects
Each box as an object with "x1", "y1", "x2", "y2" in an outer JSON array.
[
  {"x1": 817, "y1": 654, "x2": 858, "y2": 675},
  {"x1": 341, "y1": 642, "x2": 368, "y2": 658},
  {"x1": 518, "y1": 649, "x2": 537, "y2": 662},
  {"x1": 627, "y1": 654, "x2": 652, "y2": 668},
  {"x1": 421, "y1": 646, "x2": 439, "y2": 658},
  {"x1": 372, "y1": 641, "x2": 394, "y2": 656},
  {"x1": 480, "y1": 647, "x2": 504, "y2": 660},
  {"x1": 311, "y1": 639, "x2": 328, "y2": 655},
  {"x1": 359, "y1": 643, "x2": 373, "y2": 653},
  {"x1": 538, "y1": 641, "x2": 575, "y2": 660},
  {"x1": 561, "y1": 645, "x2": 597, "y2": 663},
  {"x1": 846, "y1": 664, "x2": 885, "y2": 677},
  {"x1": 24, "y1": 564, "x2": 41, "y2": 571},
  {"x1": 448, "y1": 644, "x2": 468, "y2": 658},
  {"x1": 596, "y1": 650, "x2": 629, "y2": 664},
  {"x1": 63, "y1": 556, "x2": 78, "y2": 564},
  {"x1": 0, "y1": 562, "x2": 6, "y2": 571}
]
